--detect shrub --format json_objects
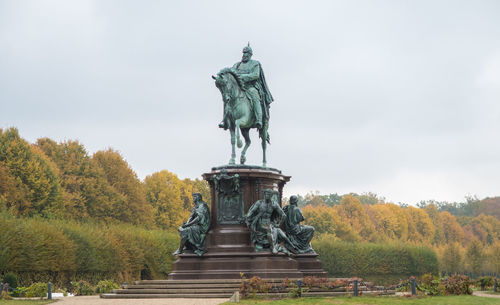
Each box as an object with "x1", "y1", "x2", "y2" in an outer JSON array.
[
  {"x1": 477, "y1": 276, "x2": 494, "y2": 290},
  {"x1": 9, "y1": 286, "x2": 28, "y2": 297},
  {"x1": 419, "y1": 274, "x2": 446, "y2": 296},
  {"x1": 443, "y1": 274, "x2": 473, "y2": 295},
  {"x1": 239, "y1": 275, "x2": 272, "y2": 298},
  {"x1": 70, "y1": 280, "x2": 94, "y2": 296},
  {"x1": 95, "y1": 280, "x2": 119, "y2": 294},
  {"x1": 2, "y1": 272, "x2": 18, "y2": 288},
  {"x1": 25, "y1": 282, "x2": 48, "y2": 298}
]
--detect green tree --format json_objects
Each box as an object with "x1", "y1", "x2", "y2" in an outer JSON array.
[
  {"x1": 466, "y1": 239, "x2": 484, "y2": 275},
  {"x1": 441, "y1": 242, "x2": 462, "y2": 274},
  {"x1": 489, "y1": 241, "x2": 500, "y2": 274}
]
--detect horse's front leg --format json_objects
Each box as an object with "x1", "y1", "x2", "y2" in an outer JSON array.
[
  {"x1": 240, "y1": 128, "x2": 251, "y2": 164},
  {"x1": 229, "y1": 128, "x2": 236, "y2": 165},
  {"x1": 235, "y1": 119, "x2": 243, "y2": 148}
]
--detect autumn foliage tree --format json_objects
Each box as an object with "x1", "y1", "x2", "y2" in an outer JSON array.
[
  {"x1": 92, "y1": 149, "x2": 154, "y2": 226},
  {"x1": 0, "y1": 128, "x2": 63, "y2": 217},
  {"x1": 144, "y1": 170, "x2": 190, "y2": 230}
]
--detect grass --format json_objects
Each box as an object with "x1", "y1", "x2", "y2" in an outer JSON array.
[
  {"x1": 222, "y1": 295, "x2": 500, "y2": 305},
  {"x1": 0, "y1": 301, "x2": 56, "y2": 305}
]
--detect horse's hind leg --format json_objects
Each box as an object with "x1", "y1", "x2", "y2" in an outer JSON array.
[
  {"x1": 229, "y1": 128, "x2": 236, "y2": 164},
  {"x1": 261, "y1": 127, "x2": 267, "y2": 168},
  {"x1": 240, "y1": 128, "x2": 251, "y2": 164}
]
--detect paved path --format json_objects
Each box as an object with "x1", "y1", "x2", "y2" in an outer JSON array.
[
  {"x1": 474, "y1": 291, "x2": 500, "y2": 298},
  {"x1": 54, "y1": 296, "x2": 229, "y2": 305}
]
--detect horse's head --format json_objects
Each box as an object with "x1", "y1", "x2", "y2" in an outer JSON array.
[{"x1": 213, "y1": 69, "x2": 239, "y2": 103}]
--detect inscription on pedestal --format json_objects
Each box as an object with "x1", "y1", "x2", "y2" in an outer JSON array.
[{"x1": 213, "y1": 170, "x2": 244, "y2": 224}]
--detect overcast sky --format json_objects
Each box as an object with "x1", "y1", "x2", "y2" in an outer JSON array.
[{"x1": 1, "y1": 1, "x2": 499, "y2": 204}]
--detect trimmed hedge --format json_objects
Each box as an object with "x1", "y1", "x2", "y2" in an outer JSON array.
[
  {"x1": 313, "y1": 239, "x2": 439, "y2": 280},
  {"x1": 0, "y1": 213, "x2": 178, "y2": 288}
]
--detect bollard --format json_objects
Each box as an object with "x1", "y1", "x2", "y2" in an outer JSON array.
[
  {"x1": 0, "y1": 283, "x2": 3, "y2": 294},
  {"x1": 411, "y1": 277, "x2": 416, "y2": 296},
  {"x1": 297, "y1": 279, "x2": 302, "y2": 297},
  {"x1": 494, "y1": 278, "x2": 498, "y2": 293},
  {"x1": 48, "y1": 282, "x2": 52, "y2": 300},
  {"x1": 353, "y1": 278, "x2": 358, "y2": 297}
]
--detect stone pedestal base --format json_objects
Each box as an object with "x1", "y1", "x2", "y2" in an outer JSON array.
[
  {"x1": 168, "y1": 251, "x2": 327, "y2": 279},
  {"x1": 168, "y1": 165, "x2": 327, "y2": 280}
]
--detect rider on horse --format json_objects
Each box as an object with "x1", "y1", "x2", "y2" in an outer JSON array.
[{"x1": 219, "y1": 44, "x2": 274, "y2": 130}]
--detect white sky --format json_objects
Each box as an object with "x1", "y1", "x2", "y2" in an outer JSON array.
[{"x1": 1, "y1": 0, "x2": 499, "y2": 204}]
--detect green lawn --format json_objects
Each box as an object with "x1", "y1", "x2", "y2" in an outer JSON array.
[
  {"x1": 223, "y1": 296, "x2": 500, "y2": 305},
  {"x1": 0, "y1": 301, "x2": 56, "y2": 305}
]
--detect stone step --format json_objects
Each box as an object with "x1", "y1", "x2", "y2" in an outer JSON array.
[
  {"x1": 101, "y1": 293, "x2": 233, "y2": 299},
  {"x1": 125, "y1": 283, "x2": 241, "y2": 289},
  {"x1": 114, "y1": 288, "x2": 238, "y2": 294},
  {"x1": 135, "y1": 279, "x2": 243, "y2": 285},
  {"x1": 135, "y1": 278, "x2": 321, "y2": 285}
]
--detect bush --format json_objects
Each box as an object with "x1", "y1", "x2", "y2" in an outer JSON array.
[
  {"x1": 70, "y1": 280, "x2": 95, "y2": 296},
  {"x1": 419, "y1": 273, "x2": 446, "y2": 296},
  {"x1": 25, "y1": 282, "x2": 48, "y2": 298},
  {"x1": 239, "y1": 275, "x2": 272, "y2": 298},
  {"x1": 9, "y1": 286, "x2": 28, "y2": 297},
  {"x1": 443, "y1": 274, "x2": 473, "y2": 295},
  {"x1": 477, "y1": 276, "x2": 494, "y2": 290},
  {"x1": 2, "y1": 272, "x2": 18, "y2": 288},
  {"x1": 95, "y1": 280, "x2": 119, "y2": 294}
]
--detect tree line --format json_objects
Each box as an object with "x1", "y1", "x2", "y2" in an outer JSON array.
[
  {"x1": 298, "y1": 194, "x2": 500, "y2": 275},
  {"x1": 0, "y1": 127, "x2": 209, "y2": 231}
]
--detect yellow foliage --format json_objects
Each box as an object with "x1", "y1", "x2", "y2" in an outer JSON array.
[{"x1": 144, "y1": 170, "x2": 191, "y2": 230}]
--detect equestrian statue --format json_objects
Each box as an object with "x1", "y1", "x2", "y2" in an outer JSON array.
[{"x1": 212, "y1": 44, "x2": 273, "y2": 167}]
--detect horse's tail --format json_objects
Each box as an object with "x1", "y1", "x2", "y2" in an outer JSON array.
[{"x1": 259, "y1": 125, "x2": 271, "y2": 144}]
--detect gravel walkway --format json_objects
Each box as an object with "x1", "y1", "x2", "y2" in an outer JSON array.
[
  {"x1": 474, "y1": 291, "x2": 500, "y2": 298},
  {"x1": 54, "y1": 296, "x2": 229, "y2": 305}
]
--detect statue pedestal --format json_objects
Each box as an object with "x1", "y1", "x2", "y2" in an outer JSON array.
[{"x1": 168, "y1": 165, "x2": 326, "y2": 280}]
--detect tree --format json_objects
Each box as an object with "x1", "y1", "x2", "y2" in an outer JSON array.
[
  {"x1": 367, "y1": 203, "x2": 408, "y2": 241},
  {"x1": 144, "y1": 170, "x2": 190, "y2": 230},
  {"x1": 424, "y1": 204, "x2": 445, "y2": 244},
  {"x1": 37, "y1": 138, "x2": 139, "y2": 222},
  {"x1": 93, "y1": 149, "x2": 154, "y2": 226},
  {"x1": 489, "y1": 241, "x2": 500, "y2": 274},
  {"x1": 405, "y1": 207, "x2": 435, "y2": 244},
  {"x1": 335, "y1": 195, "x2": 375, "y2": 241},
  {"x1": 0, "y1": 128, "x2": 63, "y2": 217},
  {"x1": 302, "y1": 205, "x2": 360, "y2": 242},
  {"x1": 466, "y1": 239, "x2": 484, "y2": 275},
  {"x1": 0, "y1": 162, "x2": 29, "y2": 213},
  {"x1": 321, "y1": 193, "x2": 342, "y2": 206},
  {"x1": 439, "y1": 211, "x2": 464, "y2": 244},
  {"x1": 441, "y1": 242, "x2": 462, "y2": 274}
]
